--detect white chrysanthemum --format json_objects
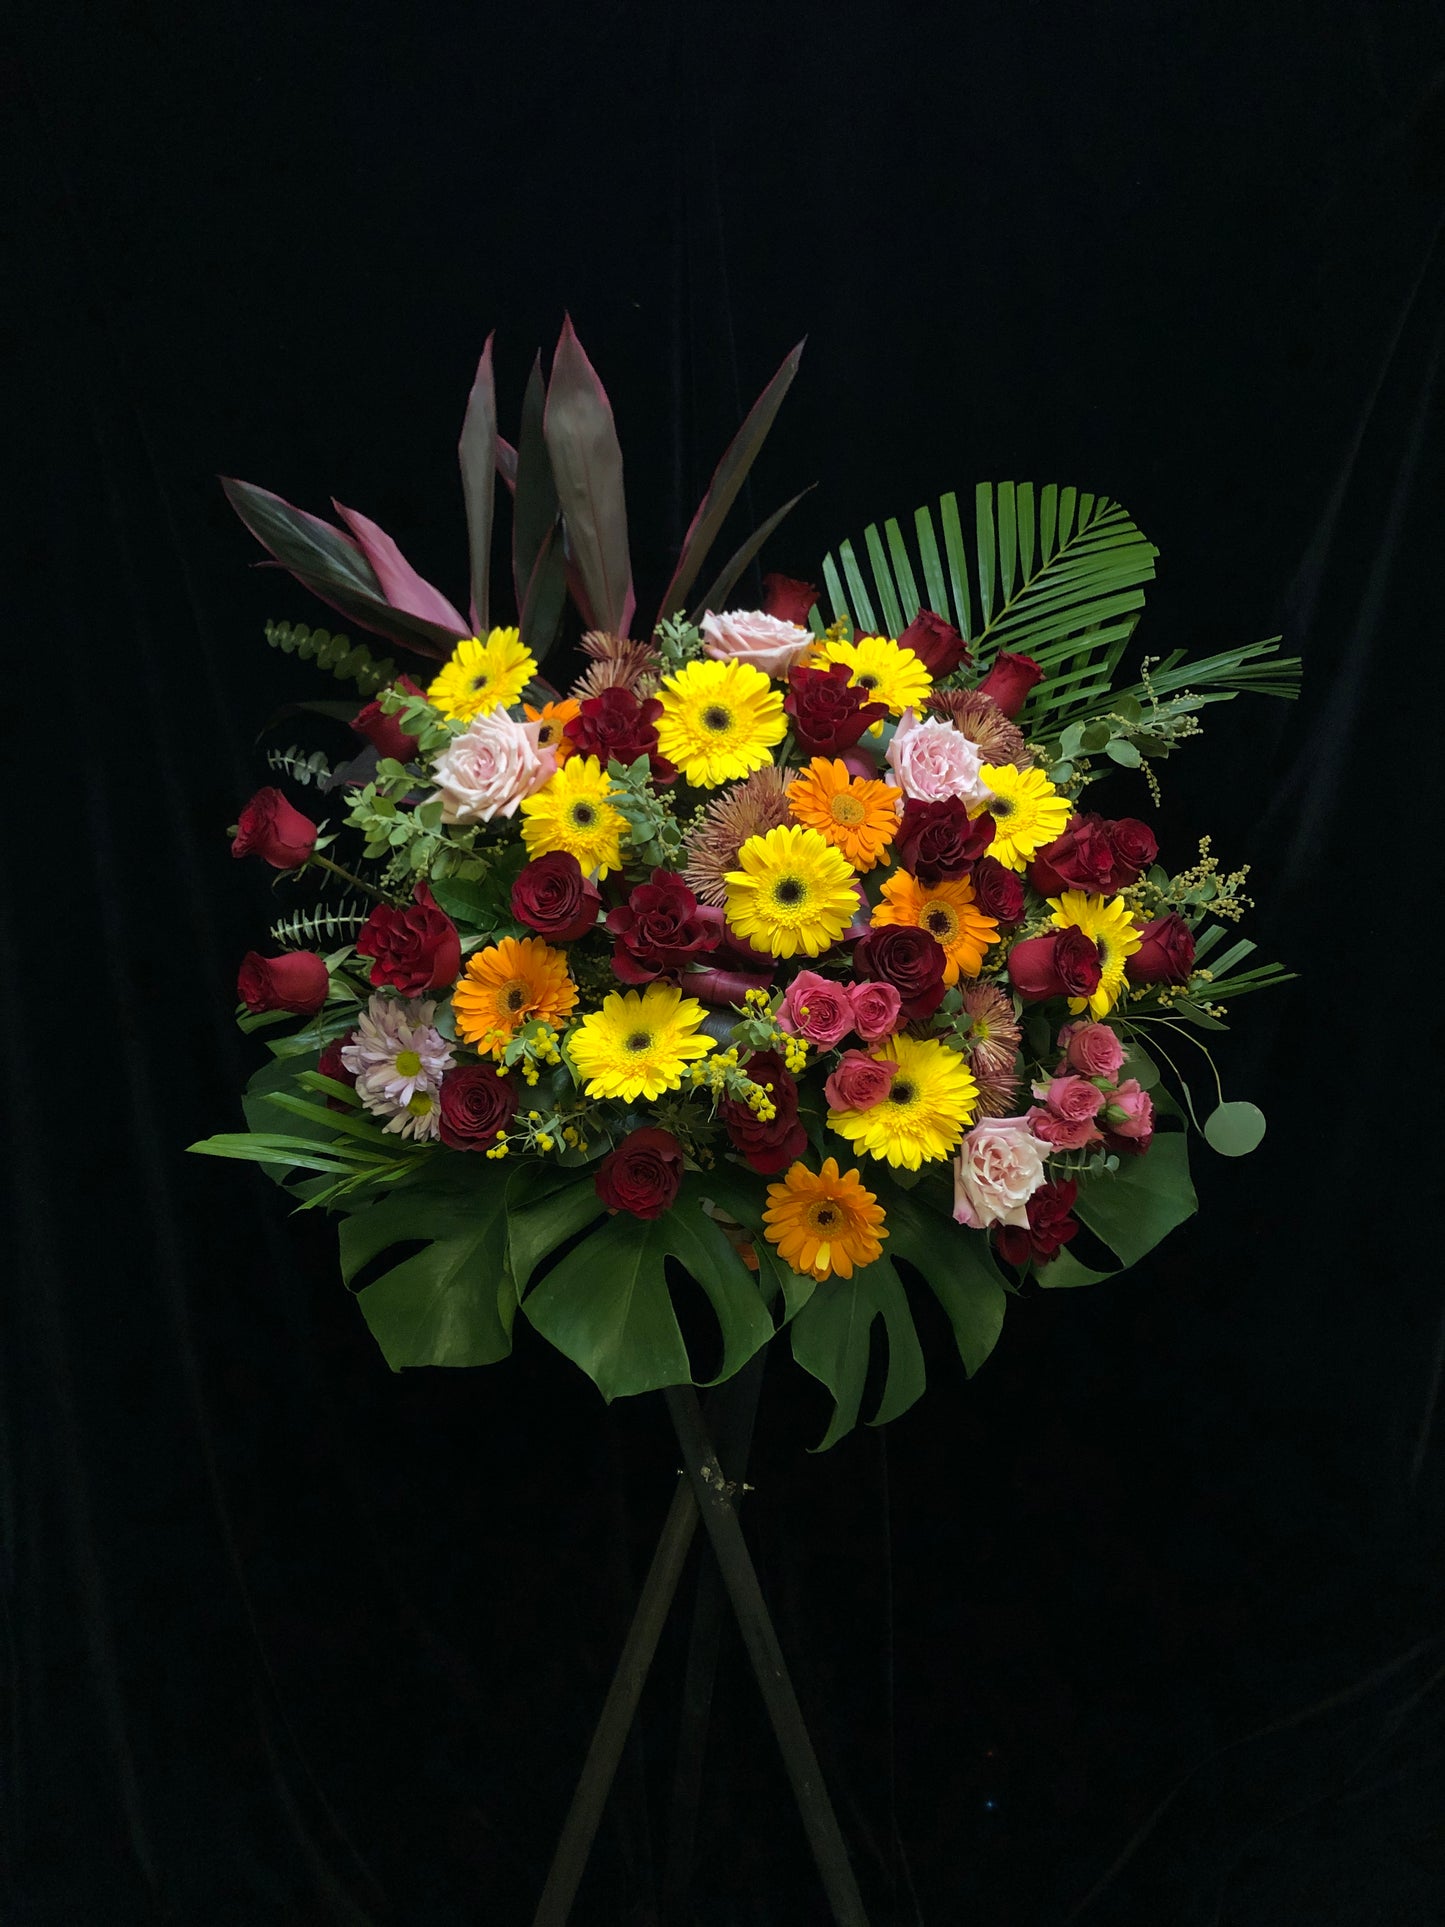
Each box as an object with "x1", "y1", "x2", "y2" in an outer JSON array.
[{"x1": 341, "y1": 994, "x2": 454, "y2": 1139}]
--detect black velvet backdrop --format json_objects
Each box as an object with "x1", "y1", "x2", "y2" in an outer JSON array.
[{"x1": 6, "y1": 3, "x2": 1445, "y2": 1922}]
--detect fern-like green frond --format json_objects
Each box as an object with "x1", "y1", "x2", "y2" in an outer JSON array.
[
  {"x1": 266, "y1": 745, "x2": 335, "y2": 788},
  {"x1": 269, "y1": 900, "x2": 372, "y2": 950},
  {"x1": 264, "y1": 620, "x2": 397, "y2": 695}
]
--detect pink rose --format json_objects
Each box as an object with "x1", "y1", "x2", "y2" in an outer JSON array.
[
  {"x1": 1037, "y1": 1074, "x2": 1107, "y2": 1124},
  {"x1": 701, "y1": 609, "x2": 815, "y2": 678},
  {"x1": 847, "y1": 979, "x2": 902, "y2": 1043},
  {"x1": 824, "y1": 1050, "x2": 894, "y2": 1113},
  {"x1": 952, "y1": 1116, "x2": 1051, "y2": 1229},
  {"x1": 776, "y1": 969, "x2": 854, "y2": 1048},
  {"x1": 885, "y1": 709, "x2": 989, "y2": 807},
  {"x1": 431, "y1": 711, "x2": 556, "y2": 825},
  {"x1": 1101, "y1": 1078, "x2": 1154, "y2": 1154},
  {"x1": 1026, "y1": 1105, "x2": 1101, "y2": 1151},
  {"x1": 1057, "y1": 1021, "x2": 1126, "y2": 1080}
]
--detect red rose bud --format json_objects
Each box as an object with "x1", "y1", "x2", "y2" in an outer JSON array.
[
  {"x1": 568, "y1": 686, "x2": 676, "y2": 781},
  {"x1": 511, "y1": 851, "x2": 602, "y2": 942},
  {"x1": 1006, "y1": 929, "x2": 1102, "y2": 1003},
  {"x1": 898, "y1": 609, "x2": 969, "y2": 680},
  {"x1": 1125, "y1": 913, "x2": 1195, "y2": 987},
  {"x1": 852, "y1": 924, "x2": 947, "y2": 1023},
  {"x1": 968, "y1": 854, "x2": 1027, "y2": 925},
  {"x1": 355, "y1": 883, "x2": 461, "y2": 995},
  {"x1": 785, "y1": 662, "x2": 888, "y2": 756},
  {"x1": 230, "y1": 787, "x2": 318, "y2": 869},
  {"x1": 974, "y1": 651, "x2": 1044, "y2": 719},
  {"x1": 351, "y1": 675, "x2": 427, "y2": 763},
  {"x1": 606, "y1": 871, "x2": 719, "y2": 985},
  {"x1": 721, "y1": 1049, "x2": 809, "y2": 1175},
  {"x1": 316, "y1": 1033, "x2": 358, "y2": 1111},
  {"x1": 894, "y1": 797, "x2": 994, "y2": 883},
  {"x1": 994, "y1": 1178, "x2": 1079, "y2": 1267},
  {"x1": 761, "y1": 572, "x2": 821, "y2": 627},
  {"x1": 438, "y1": 1063, "x2": 519, "y2": 1152},
  {"x1": 237, "y1": 949, "x2": 330, "y2": 1015},
  {"x1": 594, "y1": 1127, "x2": 685, "y2": 1220}
]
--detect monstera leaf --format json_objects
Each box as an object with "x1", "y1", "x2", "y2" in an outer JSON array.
[
  {"x1": 339, "y1": 1178, "x2": 517, "y2": 1370},
  {"x1": 789, "y1": 1253, "x2": 927, "y2": 1452},
  {"x1": 1037, "y1": 1131, "x2": 1198, "y2": 1289},
  {"x1": 869, "y1": 1171, "x2": 1010, "y2": 1378}
]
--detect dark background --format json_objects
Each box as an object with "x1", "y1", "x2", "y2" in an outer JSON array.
[{"x1": 5, "y1": 2, "x2": 1445, "y2": 1921}]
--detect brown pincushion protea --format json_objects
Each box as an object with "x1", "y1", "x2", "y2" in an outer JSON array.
[
  {"x1": 957, "y1": 981, "x2": 1023, "y2": 1117},
  {"x1": 683, "y1": 766, "x2": 796, "y2": 907},
  {"x1": 570, "y1": 632, "x2": 662, "y2": 700},
  {"x1": 925, "y1": 686, "x2": 1032, "y2": 770}
]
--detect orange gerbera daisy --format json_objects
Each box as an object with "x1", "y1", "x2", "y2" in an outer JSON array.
[
  {"x1": 524, "y1": 698, "x2": 581, "y2": 764},
  {"x1": 871, "y1": 871, "x2": 999, "y2": 983},
  {"x1": 787, "y1": 756, "x2": 900, "y2": 871},
  {"x1": 762, "y1": 1157, "x2": 887, "y2": 1282},
  {"x1": 451, "y1": 935, "x2": 577, "y2": 1056}
]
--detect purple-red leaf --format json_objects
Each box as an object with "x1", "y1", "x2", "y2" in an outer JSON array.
[
  {"x1": 688, "y1": 487, "x2": 816, "y2": 623},
  {"x1": 543, "y1": 316, "x2": 635, "y2": 636},
  {"x1": 496, "y1": 436, "x2": 518, "y2": 493},
  {"x1": 332, "y1": 501, "x2": 469, "y2": 636},
  {"x1": 513, "y1": 353, "x2": 560, "y2": 616},
  {"x1": 518, "y1": 519, "x2": 568, "y2": 664},
  {"x1": 459, "y1": 333, "x2": 498, "y2": 634}
]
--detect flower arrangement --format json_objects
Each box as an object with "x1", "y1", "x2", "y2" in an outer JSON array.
[{"x1": 192, "y1": 323, "x2": 1297, "y2": 1448}]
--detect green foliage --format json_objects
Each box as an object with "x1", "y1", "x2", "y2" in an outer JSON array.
[
  {"x1": 608, "y1": 756, "x2": 684, "y2": 870},
  {"x1": 790, "y1": 1255, "x2": 926, "y2": 1452},
  {"x1": 1203, "y1": 1100, "x2": 1267, "y2": 1157},
  {"x1": 264, "y1": 619, "x2": 397, "y2": 695},
  {"x1": 1038, "y1": 1131, "x2": 1197, "y2": 1288},
  {"x1": 427, "y1": 848, "x2": 530, "y2": 948},
  {"x1": 268, "y1": 899, "x2": 371, "y2": 950},
  {"x1": 871, "y1": 1172, "x2": 1010, "y2": 1377},
  {"x1": 339, "y1": 1178, "x2": 518, "y2": 1369},
  {"x1": 266, "y1": 744, "x2": 335, "y2": 788}
]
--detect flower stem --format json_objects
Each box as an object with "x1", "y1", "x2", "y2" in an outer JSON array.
[{"x1": 308, "y1": 852, "x2": 395, "y2": 904}]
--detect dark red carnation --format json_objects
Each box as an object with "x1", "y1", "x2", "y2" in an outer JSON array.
[
  {"x1": 975, "y1": 651, "x2": 1044, "y2": 719},
  {"x1": 594, "y1": 1126, "x2": 685, "y2": 1219},
  {"x1": 898, "y1": 609, "x2": 969, "y2": 680},
  {"x1": 438, "y1": 1063, "x2": 519, "y2": 1152},
  {"x1": 316, "y1": 1033, "x2": 358, "y2": 1112},
  {"x1": 785, "y1": 662, "x2": 888, "y2": 756},
  {"x1": 761, "y1": 573, "x2": 820, "y2": 626},
  {"x1": 351, "y1": 675, "x2": 427, "y2": 763},
  {"x1": 355, "y1": 882, "x2": 461, "y2": 995},
  {"x1": 968, "y1": 854, "x2": 1027, "y2": 925},
  {"x1": 568, "y1": 686, "x2": 676, "y2": 781},
  {"x1": 994, "y1": 1178, "x2": 1080, "y2": 1267},
  {"x1": 852, "y1": 924, "x2": 947, "y2": 1023},
  {"x1": 606, "y1": 871, "x2": 720, "y2": 985},
  {"x1": 1006, "y1": 929, "x2": 1102, "y2": 1003},
  {"x1": 230, "y1": 787, "x2": 318, "y2": 869},
  {"x1": 1125, "y1": 914, "x2": 1196, "y2": 987},
  {"x1": 721, "y1": 1049, "x2": 809, "y2": 1175},
  {"x1": 236, "y1": 949, "x2": 330, "y2": 1015},
  {"x1": 511, "y1": 851, "x2": 602, "y2": 942},
  {"x1": 894, "y1": 797, "x2": 995, "y2": 883}
]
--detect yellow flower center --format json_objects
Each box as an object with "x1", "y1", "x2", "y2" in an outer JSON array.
[
  {"x1": 625, "y1": 1030, "x2": 654, "y2": 1053},
  {"x1": 570, "y1": 801, "x2": 597, "y2": 828},
  {"x1": 923, "y1": 904, "x2": 959, "y2": 941},
  {"x1": 503, "y1": 982, "x2": 529, "y2": 1013},
  {"x1": 889, "y1": 1077, "x2": 918, "y2": 1106},
  {"x1": 990, "y1": 795, "x2": 1014, "y2": 818},
  {"x1": 772, "y1": 876, "x2": 807, "y2": 906},
  {"x1": 407, "y1": 1092, "x2": 435, "y2": 1117},
  {"x1": 855, "y1": 673, "x2": 879, "y2": 690},
  {"x1": 829, "y1": 793, "x2": 866, "y2": 826},
  {"x1": 807, "y1": 1200, "x2": 843, "y2": 1233},
  {"x1": 702, "y1": 704, "x2": 733, "y2": 733},
  {"x1": 537, "y1": 721, "x2": 559, "y2": 747},
  {"x1": 471, "y1": 672, "x2": 491, "y2": 692},
  {"x1": 395, "y1": 1049, "x2": 422, "y2": 1077}
]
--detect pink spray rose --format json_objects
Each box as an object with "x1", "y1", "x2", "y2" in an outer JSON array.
[
  {"x1": 701, "y1": 609, "x2": 815, "y2": 678},
  {"x1": 885, "y1": 709, "x2": 990, "y2": 807},
  {"x1": 776, "y1": 970, "x2": 854, "y2": 1048},
  {"x1": 1057, "y1": 1021, "x2": 1127, "y2": 1080},
  {"x1": 431, "y1": 710, "x2": 555, "y2": 824},
  {"x1": 824, "y1": 1050, "x2": 894, "y2": 1113},
  {"x1": 1027, "y1": 1073, "x2": 1106, "y2": 1150},
  {"x1": 1100, "y1": 1079, "x2": 1154, "y2": 1154},
  {"x1": 952, "y1": 1116, "x2": 1052, "y2": 1230},
  {"x1": 847, "y1": 978, "x2": 903, "y2": 1043}
]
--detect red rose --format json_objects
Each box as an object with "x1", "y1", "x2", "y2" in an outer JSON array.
[
  {"x1": 351, "y1": 675, "x2": 427, "y2": 763},
  {"x1": 1028, "y1": 814, "x2": 1119, "y2": 896},
  {"x1": 316, "y1": 1033, "x2": 358, "y2": 1111},
  {"x1": 511, "y1": 851, "x2": 602, "y2": 942},
  {"x1": 230, "y1": 787, "x2": 318, "y2": 869},
  {"x1": 237, "y1": 949, "x2": 330, "y2": 1015},
  {"x1": 568, "y1": 686, "x2": 676, "y2": 781},
  {"x1": 1105, "y1": 817, "x2": 1157, "y2": 885},
  {"x1": 438, "y1": 1063, "x2": 518, "y2": 1152},
  {"x1": 762, "y1": 573, "x2": 821, "y2": 626},
  {"x1": 1125, "y1": 914, "x2": 1195, "y2": 987},
  {"x1": 355, "y1": 882, "x2": 461, "y2": 995},
  {"x1": 606, "y1": 871, "x2": 720, "y2": 985},
  {"x1": 1006, "y1": 929, "x2": 1102, "y2": 1003},
  {"x1": 721, "y1": 1049, "x2": 809, "y2": 1175},
  {"x1": 894, "y1": 797, "x2": 995, "y2": 883},
  {"x1": 898, "y1": 610, "x2": 969, "y2": 680},
  {"x1": 785, "y1": 662, "x2": 888, "y2": 756},
  {"x1": 852, "y1": 924, "x2": 947, "y2": 1023},
  {"x1": 994, "y1": 1178, "x2": 1079, "y2": 1267},
  {"x1": 968, "y1": 854, "x2": 1027, "y2": 925},
  {"x1": 975, "y1": 651, "x2": 1044, "y2": 719},
  {"x1": 594, "y1": 1126, "x2": 685, "y2": 1219}
]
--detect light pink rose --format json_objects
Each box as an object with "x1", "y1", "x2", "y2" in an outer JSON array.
[
  {"x1": 1036, "y1": 1074, "x2": 1107, "y2": 1124},
  {"x1": 1026, "y1": 1105, "x2": 1101, "y2": 1151},
  {"x1": 777, "y1": 970, "x2": 854, "y2": 1048},
  {"x1": 701, "y1": 609, "x2": 815, "y2": 678},
  {"x1": 952, "y1": 1116, "x2": 1051, "y2": 1229},
  {"x1": 1057, "y1": 1021, "x2": 1127, "y2": 1080},
  {"x1": 825, "y1": 1050, "x2": 894, "y2": 1113},
  {"x1": 847, "y1": 979, "x2": 903, "y2": 1043},
  {"x1": 431, "y1": 711, "x2": 556, "y2": 825},
  {"x1": 884, "y1": 709, "x2": 989, "y2": 807},
  {"x1": 1101, "y1": 1078, "x2": 1154, "y2": 1148}
]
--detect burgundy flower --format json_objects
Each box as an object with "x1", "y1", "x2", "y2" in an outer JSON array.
[
  {"x1": 438, "y1": 1063, "x2": 519, "y2": 1152},
  {"x1": 969, "y1": 854, "x2": 1027, "y2": 925},
  {"x1": 851, "y1": 924, "x2": 947, "y2": 1023},
  {"x1": 1006, "y1": 929, "x2": 1102, "y2": 1003},
  {"x1": 1029, "y1": 813, "x2": 1159, "y2": 897},
  {"x1": 355, "y1": 883, "x2": 461, "y2": 995},
  {"x1": 994, "y1": 1178, "x2": 1080, "y2": 1267},
  {"x1": 230, "y1": 787, "x2": 318, "y2": 869},
  {"x1": 1125, "y1": 914, "x2": 1196, "y2": 987},
  {"x1": 761, "y1": 573, "x2": 821, "y2": 626},
  {"x1": 606, "y1": 871, "x2": 720, "y2": 985},
  {"x1": 568, "y1": 686, "x2": 676, "y2": 781},
  {"x1": 784, "y1": 662, "x2": 888, "y2": 756},
  {"x1": 975, "y1": 651, "x2": 1044, "y2": 718},
  {"x1": 351, "y1": 675, "x2": 427, "y2": 763},
  {"x1": 316, "y1": 1033, "x2": 359, "y2": 1111},
  {"x1": 236, "y1": 949, "x2": 330, "y2": 1015},
  {"x1": 595, "y1": 1127, "x2": 685, "y2": 1219},
  {"x1": 721, "y1": 1049, "x2": 809, "y2": 1175},
  {"x1": 894, "y1": 797, "x2": 995, "y2": 883},
  {"x1": 898, "y1": 609, "x2": 969, "y2": 680},
  {"x1": 511, "y1": 852, "x2": 602, "y2": 942},
  {"x1": 1105, "y1": 817, "x2": 1158, "y2": 885}
]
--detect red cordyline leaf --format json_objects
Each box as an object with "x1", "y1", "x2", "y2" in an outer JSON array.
[
  {"x1": 458, "y1": 332, "x2": 497, "y2": 634},
  {"x1": 543, "y1": 315, "x2": 635, "y2": 637},
  {"x1": 332, "y1": 501, "x2": 469, "y2": 635}
]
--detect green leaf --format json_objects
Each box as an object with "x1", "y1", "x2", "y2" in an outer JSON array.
[
  {"x1": 870, "y1": 1173, "x2": 1008, "y2": 1377},
  {"x1": 790, "y1": 1254, "x2": 925, "y2": 1451},
  {"x1": 1105, "y1": 737, "x2": 1142, "y2": 768},
  {"x1": 339, "y1": 1180, "x2": 516, "y2": 1370},
  {"x1": 1203, "y1": 1101, "x2": 1267, "y2": 1157},
  {"x1": 1071, "y1": 1132, "x2": 1197, "y2": 1268},
  {"x1": 1172, "y1": 998, "x2": 1230, "y2": 1033},
  {"x1": 689, "y1": 488, "x2": 815, "y2": 622},
  {"x1": 458, "y1": 333, "x2": 497, "y2": 634},
  {"x1": 543, "y1": 317, "x2": 634, "y2": 635},
  {"x1": 506, "y1": 1163, "x2": 606, "y2": 1288},
  {"x1": 1121, "y1": 1038, "x2": 1161, "y2": 1091}
]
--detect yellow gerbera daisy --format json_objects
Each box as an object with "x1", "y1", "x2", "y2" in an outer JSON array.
[
  {"x1": 817, "y1": 633, "x2": 933, "y2": 718},
  {"x1": 523, "y1": 697, "x2": 581, "y2": 763},
  {"x1": 762, "y1": 1158, "x2": 887, "y2": 1282},
  {"x1": 427, "y1": 627, "x2": 536, "y2": 722},
  {"x1": 723, "y1": 824, "x2": 861, "y2": 960},
  {"x1": 566, "y1": 983, "x2": 715, "y2": 1101},
  {"x1": 519, "y1": 755, "x2": 627, "y2": 879},
  {"x1": 1049, "y1": 891, "x2": 1142, "y2": 1019},
  {"x1": 787, "y1": 757, "x2": 900, "y2": 871},
  {"x1": 452, "y1": 935, "x2": 578, "y2": 1056},
  {"x1": 971, "y1": 763, "x2": 1071, "y2": 871},
  {"x1": 828, "y1": 1034, "x2": 978, "y2": 1170},
  {"x1": 871, "y1": 871, "x2": 999, "y2": 983},
  {"x1": 654, "y1": 658, "x2": 786, "y2": 787}
]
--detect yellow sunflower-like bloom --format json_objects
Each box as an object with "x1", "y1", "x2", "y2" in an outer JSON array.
[
  {"x1": 817, "y1": 633, "x2": 933, "y2": 718},
  {"x1": 762, "y1": 1157, "x2": 887, "y2": 1282},
  {"x1": 971, "y1": 763, "x2": 1070, "y2": 871},
  {"x1": 1049, "y1": 891, "x2": 1142, "y2": 1018},
  {"x1": 453, "y1": 935, "x2": 578, "y2": 1056},
  {"x1": 828, "y1": 1034, "x2": 978, "y2": 1170},
  {"x1": 566, "y1": 983, "x2": 715, "y2": 1101},
  {"x1": 724, "y1": 824, "x2": 861, "y2": 960},
  {"x1": 787, "y1": 757, "x2": 901, "y2": 871},
  {"x1": 654, "y1": 658, "x2": 786, "y2": 787},
  {"x1": 519, "y1": 755, "x2": 627, "y2": 879},
  {"x1": 870, "y1": 870, "x2": 999, "y2": 983},
  {"x1": 523, "y1": 697, "x2": 581, "y2": 763},
  {"x1": 427, "y1": 628, "x2": 536, "y2": 722}
]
